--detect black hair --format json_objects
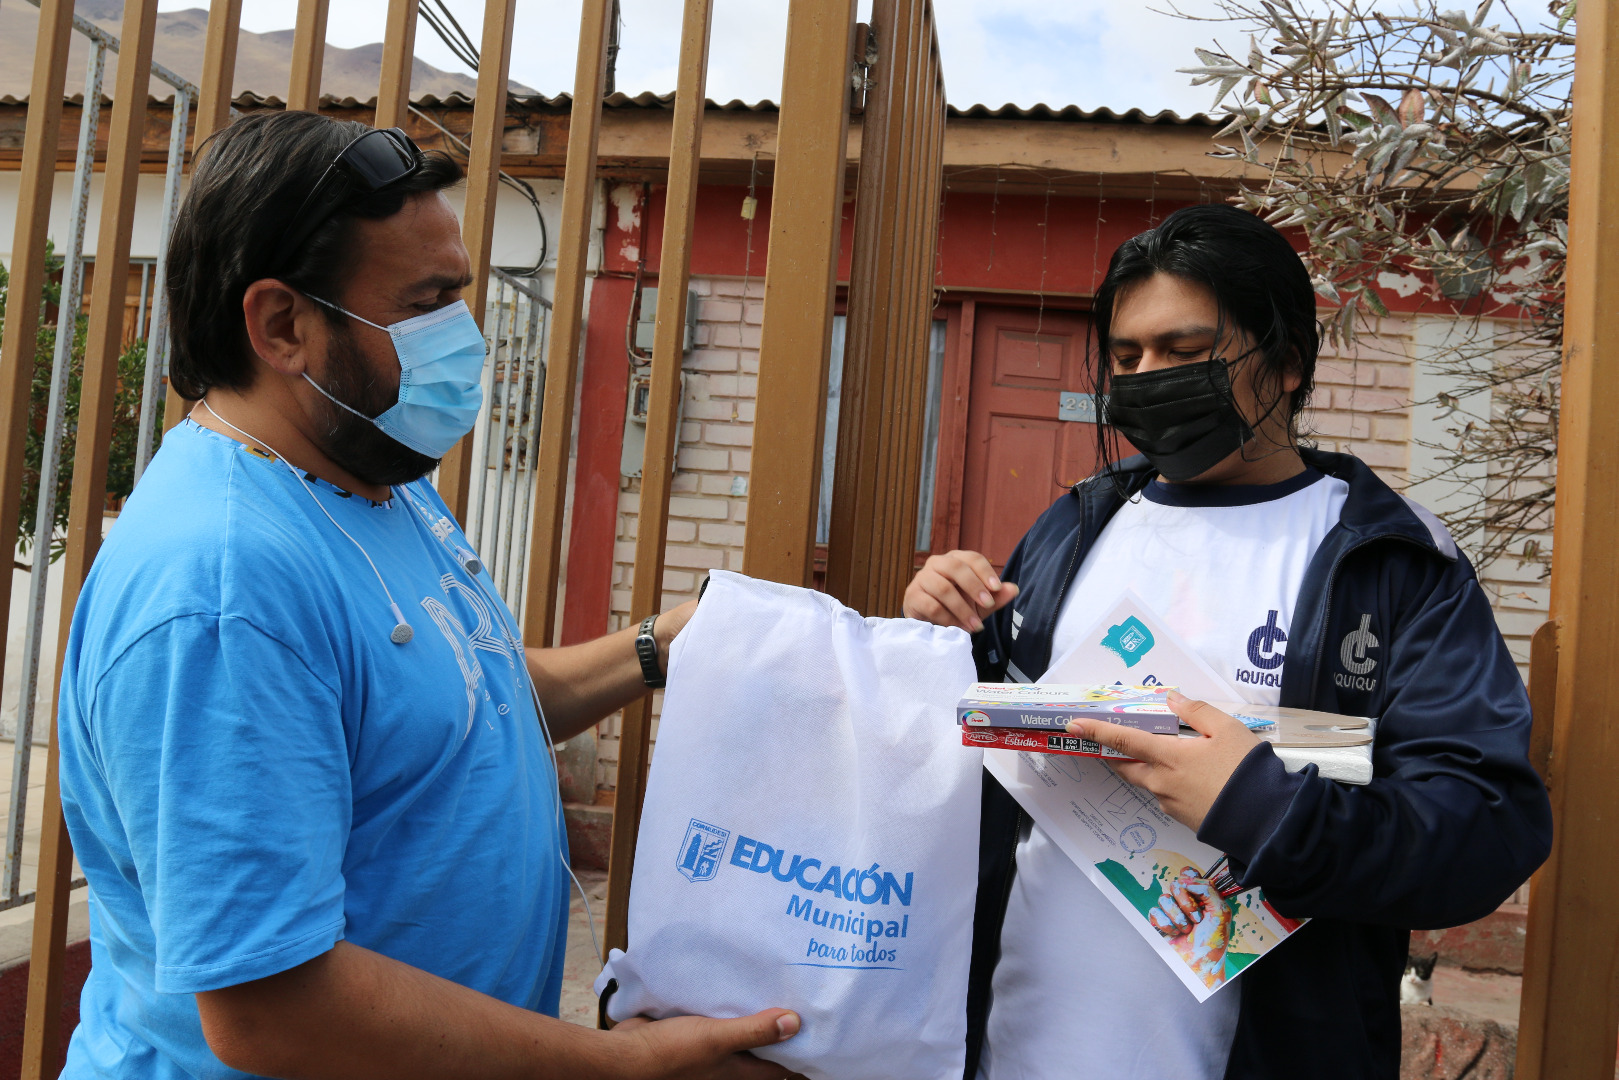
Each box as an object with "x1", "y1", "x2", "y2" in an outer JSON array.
[
  {"x1": 1091, "y1": 203, "x2": 1319, "y2": 469},
  {"x1": 165, "y1": 111, "x2": 464, "y2": 401}
]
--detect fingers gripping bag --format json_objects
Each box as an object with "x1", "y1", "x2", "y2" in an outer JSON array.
[{"x1": 594, "y1": 570, "x2": 981, "y2": 1080}]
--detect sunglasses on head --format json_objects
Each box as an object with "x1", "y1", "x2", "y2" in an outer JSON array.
[{"x1": 269, "y1": 126, "x2": 425, "y2": 275}]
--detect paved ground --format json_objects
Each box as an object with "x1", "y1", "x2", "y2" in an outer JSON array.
[
  {"x1": 1430, "y1": 965, "x2": 1523, "y2": 1028},
  {"x1": 559, "y1": 869, "x2": 609, "y2": 1027},
  {"x1": 0, "y1": 743, "x2": 53, "y2": 919}
]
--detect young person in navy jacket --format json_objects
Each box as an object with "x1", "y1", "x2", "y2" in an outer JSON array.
[{"x1": 904, "y1": 205, "x2": 1552, "y2": 1080}]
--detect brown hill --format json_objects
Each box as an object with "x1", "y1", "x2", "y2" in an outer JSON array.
[{"x1": 0, "y1": 0, "x2": 535, "y2": 103}]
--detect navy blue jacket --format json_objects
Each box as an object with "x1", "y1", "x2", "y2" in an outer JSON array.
[{"x1": 963, "y1": 449, "x2": 1552, "y2": 1079}]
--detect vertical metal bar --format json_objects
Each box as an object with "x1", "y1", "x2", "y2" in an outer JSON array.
[
  {"x1": 0, "y1": 9, "x2": 77, "y2": 904},
  {"x1": 135, "y1": 261, "x2": 150, "y2": 339},
  {"x1": 504, "y1": 307, "x2": 541, "y2": 600},
  {"x1": 134, "y1": 88, "x2": 189, "y2": 483},
  {"x1": 827, "y1": 0, "x2": 917, "y2": 611},
  {"x1": 825, "y1": 3, "x2": 946, "y2": 616},
  {"x1": 375, "y1": 0, "x2": 420, "y2": 129},
  {"x1": 487, "y1": 297, "x2": 517, "y2": 585},
  {"x1": 485, "y1": 279, "x2": 514, "y2": 566},
  {"x1": 493, "y1": 293, "x2": 530, "y2": 587},
  {"x1": 162, "y1": 0, "x2": 242, "y2": 438},
  {"x1": 512, "y1": 312, "x2": 547, "y2": 617},
  {"x1": 22, "y1": 0, "x2": 162, "y2": 1072},
  {"x1": 889, "y1": 41, "x2": 944, "y2": 603},
  {"x1": 602, "y1": 0, "x2": 715, "y2": 960},
  {"x1": 192, "y1": 0, "x2": 241, "y2": 146},
  {"x1": 1515, "y1": 0, "x2": 1619, "y2": 1072},
  {"x1": 2, "y1": 40, "x2": 104, "y2": 909},
  {"x1": 479, "y1": 278, "x2": 511, "y2": 563},
  {"x1": 466, "y1": 282, "x2": 500, "y2": 549},
  {"x1": 286, "y1": 0, "x2": 330, "y2": 112},
  {"x1": 741, "y1": 0, "x2": 859, "y2": 586},
  {"x1": 437, "y1": 0, "x2": 518, "y2": 523},
  {"x1": 466, "y1": 286, "x2": 501, "y2": 551},
  {"x1": 523, "y1": 0, "x2": 613, "y2": 647}
]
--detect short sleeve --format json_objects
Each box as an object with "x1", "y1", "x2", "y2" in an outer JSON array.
[{"x1": 86, "y1": 613, "x2": 350, "y2": 993}]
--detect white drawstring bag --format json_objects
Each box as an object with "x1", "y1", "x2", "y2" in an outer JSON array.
[{"x1": 595, "y1": 570, "x2": 981, "y2": 1080}]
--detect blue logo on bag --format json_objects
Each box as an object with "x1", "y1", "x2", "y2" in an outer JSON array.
[
  {"x1": 677, "y1": 819, "x2": 731, "y2": 882},
  {"x1": 1101, "y1": 617, "x2": 1155, "y2": 667}
]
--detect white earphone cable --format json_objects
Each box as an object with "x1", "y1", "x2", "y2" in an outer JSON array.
[
  {"x1": 198, "y1": 399, "x2": 414, "y2": 643},
  {"x1": 397, "y1": 491, "x2": 604, "y2": 967},
  {"x1": 199, "y1": 399, "x2": 601, "y2": 965}
]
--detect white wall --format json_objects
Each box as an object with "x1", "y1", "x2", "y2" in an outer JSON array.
[{"x1": 0, "y1": 173, "x2": 575, "y2": 279}]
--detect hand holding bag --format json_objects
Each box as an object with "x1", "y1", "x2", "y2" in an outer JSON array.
[{"x1": 595, "y1": 571, "x2": 981, "y2": 1080}]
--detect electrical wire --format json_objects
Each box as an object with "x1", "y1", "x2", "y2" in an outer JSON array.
[
  {"x1": 197, "y1": 400, "x2": 603, "y2": 965},
  {"x1": 419, "y1": 0, "x2": 480, "y2": 72},
  {"x1": 625, "y1": 183, "x2": 654, "y2": 368},
  {"x1": 408, "y1": 104, "x2": 549, "y2": 276}
]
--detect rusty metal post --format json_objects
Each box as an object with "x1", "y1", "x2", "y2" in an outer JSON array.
[
  {"x1": 1515, "y1": 1, "x2": 1619, "y2": 1074},
  {"x1": 286, "y1": 0, "x2": 330, "y2": 112},
  {"x1": 826, "y1": 0, "x2": 913, "y2": 610},
  {"x1": 375, "y1": 0, "x2": 420, "y2": 130},
  {"x1": 826, "y1": 1, "x2": 946, "y2": 616},
  {"x1": 161, "y1": 0, "x2": 241, "y2": 438},
  {"x1": 523, "y1": 0, "x2": 614, "y2": 647},
  {"x1": 602, "y1": 0, "x2": 715, "y2": 961},
  {"x1": 21, "y1": 0, "x2": 161, "y2": 1068},
  {"x1": 741, "y1": 0, "x2": 858, "y2": 586},
  {"x1": 436, "y1": 0, "x2": 517, "y2": 523}
]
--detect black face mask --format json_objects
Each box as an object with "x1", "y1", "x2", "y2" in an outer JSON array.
[{"x1": 1104, "y1": 359, "x2": 1255, "y2": 482}]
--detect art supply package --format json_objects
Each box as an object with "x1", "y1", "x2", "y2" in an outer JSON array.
[{"x1": 594, "y1": 571, "x2": 981, "y2": 1080}]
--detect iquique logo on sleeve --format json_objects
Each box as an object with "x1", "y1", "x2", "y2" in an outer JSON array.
[{"x1": 675, "y1": 819, "x2": 917, "y2": 969}]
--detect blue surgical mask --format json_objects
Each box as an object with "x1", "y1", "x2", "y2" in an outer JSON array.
[{"x1": 303, "y1": 295, "x2": 488, "y2": 459}]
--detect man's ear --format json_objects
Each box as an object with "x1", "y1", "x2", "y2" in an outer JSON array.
[{"x1": 242, "y1": 279, "x2": 322, "y2": 377}]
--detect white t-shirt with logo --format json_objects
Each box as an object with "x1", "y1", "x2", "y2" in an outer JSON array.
[{"x1": 980, "y1": 466, "x2": 1348, "y2": 1080}]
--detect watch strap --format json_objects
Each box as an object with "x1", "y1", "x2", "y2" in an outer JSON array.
[{"x1": 635, "y1": 614, "x2": 666, "y2": 689}]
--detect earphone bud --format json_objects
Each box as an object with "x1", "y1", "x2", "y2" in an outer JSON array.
[
  {"x1": 389, "y1": 603, "x2": 414, "y2": 643},
  {"x1": 196, "y1": 400, "x2": 599, "y2": 963}
]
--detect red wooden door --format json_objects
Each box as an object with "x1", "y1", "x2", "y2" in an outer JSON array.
[{"x1": 959, "y1": 305, "x2": 1102, "y2": 567}]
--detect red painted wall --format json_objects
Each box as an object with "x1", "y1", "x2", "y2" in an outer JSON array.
[
  {"x1": 561, "y1": 272, "x2": 635, "y2": 646},
  {"x1": 558, "y1": 176, "x2": 1477, "y2": 647}
]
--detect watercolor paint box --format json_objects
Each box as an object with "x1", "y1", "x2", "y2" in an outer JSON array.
[{"x1": 956, "y1": 683, "x2": 1183, "y2": 735}]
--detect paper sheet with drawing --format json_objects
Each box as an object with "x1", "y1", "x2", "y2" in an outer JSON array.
[{"x1": 985, "y1": 590, "x2": 1309, "y2": 1000}]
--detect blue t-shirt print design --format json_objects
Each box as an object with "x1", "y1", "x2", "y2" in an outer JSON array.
[{"x1": 55, "y1": 421, "x2": 568, "y2": 1080}]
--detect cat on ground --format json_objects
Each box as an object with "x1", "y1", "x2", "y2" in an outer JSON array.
[{"x1": 1400, "y1": 952, "x2": 1438, "y2": 1006}]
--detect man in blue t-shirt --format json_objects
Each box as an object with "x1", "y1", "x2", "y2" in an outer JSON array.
[{"x1": 57, "y1": 112, "x2": 798, "y2": 1079}]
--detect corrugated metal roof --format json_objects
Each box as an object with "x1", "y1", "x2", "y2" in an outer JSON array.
[{"x1": 2, "y1": 88, "x2": 1220, "y2": 127}]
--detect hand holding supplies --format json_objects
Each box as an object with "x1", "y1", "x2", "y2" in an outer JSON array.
[
  {"x1": 980, "y1": 592, "x2": 1379, "y2": 1000},
  {"x1": 595, "y1": 571, "x2": 981, "y2": 1080},
  {"x1": 958, "y1": 682, "x2": 1373, "y2": 764}
]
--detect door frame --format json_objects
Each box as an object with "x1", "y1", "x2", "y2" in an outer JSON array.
[{"x1": 927, "y1": 292, "x2": 1095, "y2": 555}]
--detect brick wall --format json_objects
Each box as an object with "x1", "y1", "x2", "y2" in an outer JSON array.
[
  {"x1": 592, "y1": 294, "x2": 1549, "y2": 792},
  {"x1": 1303, "y1": 313, "x2": 1551, "y2": 679},
  {"x1": 596, "y1": 276, "x2": 764, "y2": 791}
]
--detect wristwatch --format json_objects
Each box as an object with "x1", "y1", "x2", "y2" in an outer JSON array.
[{"x1": 635, "y1": 614, "x2": 666, "y2": 689}]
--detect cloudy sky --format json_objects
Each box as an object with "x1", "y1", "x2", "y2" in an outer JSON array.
[{"x1": 159, "y1": 0, "x2": 1235, "y2": 115}]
